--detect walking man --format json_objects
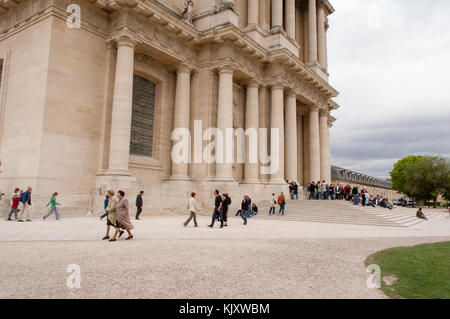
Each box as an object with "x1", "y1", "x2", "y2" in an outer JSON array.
[
  {"x1": 269, "y1": 193, "x2": 276, "y2": 215},
  {"x1": 208, "y1": 190, "x2": 223, "y2": 228},
  {"x1": 135, "y1": 191, "x2": 144, "y2": 220},
  {"x1": 184, "y1": 192, "x2": 199, "y2": 227},
  {"x1": 18, "y1": 187, "x2": 32, "y2": 222},
  {"x1": 43, "y1": 192, "x2": 61, "y2": 220}
]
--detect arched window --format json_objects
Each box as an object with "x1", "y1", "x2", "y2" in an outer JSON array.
[{"x1": 130, "y1": 75, "x2": 156, "y2": 157}]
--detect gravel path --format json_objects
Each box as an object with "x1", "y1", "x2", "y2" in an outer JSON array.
[{"x1": 1, "y1": 236, "x2": 448, "y2": 299}]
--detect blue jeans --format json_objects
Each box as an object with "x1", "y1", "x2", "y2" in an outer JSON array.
[
  {"x1": 210, "y1": 207, "x2": 223, "y2": 227},
  {"x1": 44, "y1": 206, "x2": 60, "y2": 220},
  {"x1": 8, "y1": 208, "x2": 18, "y2": 219},
  {"x1": 269, "y1": 207, "x2": 276, "y2": 215},
  {"x1": 100, "y1": 212, "x2": 108, "y2": 219},
  {"x1": 290, "y1": 191, "x2": 295, "y2": 200},
  {"x1": 279, "y1": 203, "x2": 285, "y2": 215},
  {"x1": 353, "y1": 195, "x2": 359, "y2": 205},
  {"x1": 240, "y1": 210, "x2": 248, "y2": 224}
]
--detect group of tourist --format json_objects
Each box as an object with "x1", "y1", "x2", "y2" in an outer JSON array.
[
  {"x1": 183, "y1": 189, "x2": 287, "y2": 229},
  {"x1": 306, "y1": 182, "x2": 395, "y2": 209}
]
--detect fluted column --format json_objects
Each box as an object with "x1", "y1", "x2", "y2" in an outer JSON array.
[
  {"x1": 285, "y1": 0, "x2": 296, "y2": 38},
  {"x1": 270, "y1": 85, "x2": 285, "y2": 184},
  {"x1": 107, "y1": 37, "x2": 136, "y2": 175},
  {"x1": 319, "y1": 111, "x2": 331, "y2": 183},
  {"x1": 248, "y1": 0, "x2": 259, "y2": 26},
  {"x1": 272, "y1": 0, "x2": 283, "y2": 32},
  {"x1": 308, "y1": 0, "x2": 318, "y2": 63},
  {"x1": 297, "y1": 115, "x2": 304, "y2": 185},
  {"x1": 244, "y1": 81, "x2": 259, "y2": 183},
  {"x1": 308, "y1": 106, "x2": 321, "y2": 182},
  {"x1": 215, "y1": 67, "x2": 234, "y2": 181},
  {"x1": 284, "y1": 92, "x2": 297, "y2": 182},
  {"x1": 317, "y1": 4, "x2": 327, "y2": 68},
  {"x1": 171, "y1": 65, "x2": 192, "y2": 180}
]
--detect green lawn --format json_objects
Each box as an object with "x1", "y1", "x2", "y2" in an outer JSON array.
[{"x1": 365, "y1": 241, "x2": 450, "y2": 299}]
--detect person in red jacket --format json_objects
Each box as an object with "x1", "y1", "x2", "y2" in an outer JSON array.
[{"x1": 7, "y1": 188, "x2": 20, "y2": 221}]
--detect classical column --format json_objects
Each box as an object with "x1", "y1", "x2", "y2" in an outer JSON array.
[
  {"x1": 107, "y1": 37, "x2": 136, "y2": 175},
  {"x1": 270, "y1": 85, "x2": 285, "y2": 184},
  {"x1": 319, "y1": 111, "x2": 331, "y2": 183},
  {"x1": 284, "y1": 92, "x2": 297, "y2": 182},
  {"x1": 285, "y1": 0, "x2": 296, "y2": 38},
  {"x1": 243, "y1": 81, "x2": 259, "y2": 183},
  {"x1": 248, "y1": 0, "x2": 259, "y2": 26},
  {"x1": 308, "y1": 0, "x2": 318, "y2": 63},
  {"x1": 308, "y1": 106, "x2": 321, "y2": 182},
  {"x1": 171, "y1": 65, "x2": 192, "y2": 180},
  {"x1": 297, "y1": 115, "x2": 304, "y2": 185},
  {"x1": 271, "y1": 0, "x2": 283, "y2": 32},
  {"x1": 317, "y1": 4, "x2": 327, "y2": 68},
  {"x1": 215, "y1": 67, "x2": 234, "y2": 181}
]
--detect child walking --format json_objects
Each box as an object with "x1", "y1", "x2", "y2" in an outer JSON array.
[{"x1": 43, "y1": 192, "x2": 61, "y2": 220}]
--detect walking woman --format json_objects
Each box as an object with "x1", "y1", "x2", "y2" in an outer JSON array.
[
  {"x1": 43, "y1": 192, "x2": 61, "y2": 220},
  {"x1": 110, "y1": 190, "x2": 134, "y2": 241},
  {"x1": 103, "y1": 190, "x2": 118, "y2": 240},
  {"x1": 184, "y1": 192, "x2": 199, "y2": 227}
]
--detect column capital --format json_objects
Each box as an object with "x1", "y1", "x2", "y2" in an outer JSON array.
[
  {"x1": 271, "y1": 83, "x2": 284, "y2": 91},
  {"x1": 114, "y1": 36, "x2": 137, "y2": 49},
  {"x1": 176, "y1": 63, "x2": 192, "y2": 74},
  {"x1": 286, "y1": 90, "x2": 297, "y2": 98},
  {"x1": 218, "y1": 65, "x2": 234, "y2": 75},
  {"x1": 309, "y1": 105, "x2": 320, "y2": 112},
  {"x1": 246, "y1": 79, "x2": 260, "y2": 88}
]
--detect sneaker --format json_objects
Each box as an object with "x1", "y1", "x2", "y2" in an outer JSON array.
[{"x1": 6, "y1": 218, "x2": 12, "y2": 221}]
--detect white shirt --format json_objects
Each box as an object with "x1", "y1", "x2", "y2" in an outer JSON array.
[{"x1": 189, "y1": 197, "x2": 199, "y2": 213}]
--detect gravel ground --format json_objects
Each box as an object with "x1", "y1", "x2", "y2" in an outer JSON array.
[{"x1": 1, "y1": 236, "x2": 448, "y2": 299}]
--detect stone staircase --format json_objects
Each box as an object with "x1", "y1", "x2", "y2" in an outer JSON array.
[{"x1": 255, "y1": 199, "x2": 443, "y2": 228}]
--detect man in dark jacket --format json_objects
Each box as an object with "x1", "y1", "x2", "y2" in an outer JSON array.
[
  {"x1": 208, "y1": 190, "x2": 223, "y2": 228},
  {"x1": 135, "y1": 191, "x2": 144, "y2": 220},
  {"x1": 18, "y1": 187, "x2": 32, "y2": 222}
]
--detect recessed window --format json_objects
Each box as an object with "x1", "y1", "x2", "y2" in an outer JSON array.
[{"x1": 130, "y1": 75, "x2": 156, "y2": 157}]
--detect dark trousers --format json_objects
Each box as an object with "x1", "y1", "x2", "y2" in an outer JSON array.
[
  {"x1": 211, "y1": 207, "x2": 223, "y2": 227},
  {"x1": 184, "y1": 211, "x2": 198, "y2": 226},
  {"x1": 136, "y1": 206, "x2": 142, "y2": 219}
]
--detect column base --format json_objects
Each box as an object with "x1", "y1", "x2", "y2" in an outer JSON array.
[
  {"x1": 168, "y1": 175, "x2": 193, "y2": 182},
  {"x1": 97, "y1": 169, "x2": 131, "y2": 177},
  {"x1": 241, "y1": 179, "x2": 261, "y2": 185},
  {"x1": 269, "y1": 178, "x2": 287, "y2": 185}
]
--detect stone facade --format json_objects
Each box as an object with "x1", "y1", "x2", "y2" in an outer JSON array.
[
  {"x1": 0, "y1": 0, "x2": 339, "y2": 215},
  {"x1": 331, "y1": 166, "x2": 400, "y2": 202}
]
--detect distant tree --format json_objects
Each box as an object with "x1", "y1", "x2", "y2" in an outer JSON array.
[
  {"x1": 390, "y1": 155, "x2": 450, "y2": 207},
  {"x1": 390, "y1": 155, "x2": 422, "y2": 197}
]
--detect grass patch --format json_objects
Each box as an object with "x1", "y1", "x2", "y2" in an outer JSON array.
[{"x1": 365, "y1": 241, "x2": 450, "y2": 299}]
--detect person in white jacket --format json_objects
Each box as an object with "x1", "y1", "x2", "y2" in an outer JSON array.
[{"x1": 184, "y1": 192, "x2": 199, "y2": 227}]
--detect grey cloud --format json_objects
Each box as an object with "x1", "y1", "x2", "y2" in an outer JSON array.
[{"x1": 326, "y1": 0, "x2": 450, "y2": 178}]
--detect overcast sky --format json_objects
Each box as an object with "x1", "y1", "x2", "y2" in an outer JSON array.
[{"x1": 327, "y1": 0, "x2": 450, "y2": 178}]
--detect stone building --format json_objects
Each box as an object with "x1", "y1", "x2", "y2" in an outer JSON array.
[
  {"x1": 0, "y1": 0, "x2": 340, "y2": 214},
  {"x1": 331, "y1": 166, "x2": 400, "y2": 201}
]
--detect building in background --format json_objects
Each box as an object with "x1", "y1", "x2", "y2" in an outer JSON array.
[
  {"x1": 0, "y1": 0, "x2": 339, "y2": 214},
  {"x1": 331, "y1": 166, "x2": 399, "y2": 201}
]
